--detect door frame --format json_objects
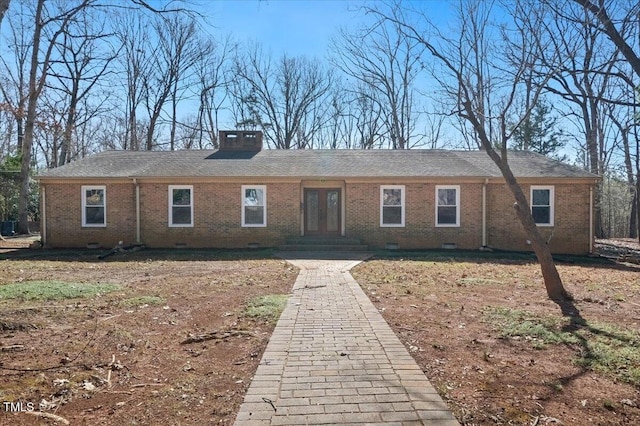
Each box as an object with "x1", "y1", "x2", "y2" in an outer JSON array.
[{"x1": 300, "y1": 181, "x2": 345, "y2": 237}]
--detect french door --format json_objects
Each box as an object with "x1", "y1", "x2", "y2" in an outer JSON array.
[{"x1": 304, "y1": 189, "x2": 341, "y2": 236}]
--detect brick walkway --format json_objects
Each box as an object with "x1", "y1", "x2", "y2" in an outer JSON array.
[{"x1": 234, "y1": 253, "x2": 459, "y2": 425}]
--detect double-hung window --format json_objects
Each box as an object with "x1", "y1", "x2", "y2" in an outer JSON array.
[
  {"x1": 380, "y1": 185, "x2": 405, "y2": 227},
  {"x1": 436, "y1": 185, "x2": 460, "y2": 227},
  {"x1": 82, "y1": 186, "x2": 106, "y2": 227},
  {"x1": 242, "y1": 185, "x2": 266, "y2": 227},
  {"x1": 531, "y1": 186, "x2": 554, "y2": 226},
  {"x1": 169, "y1": 185, "x2": 193, "y2": 227}
]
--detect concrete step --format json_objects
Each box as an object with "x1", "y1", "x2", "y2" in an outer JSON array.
[
  {"x1": 279, "y1": 244, "x2": 369, "y2": 252},
  {"x1": 285, "y1": 236, "x2": 364, "y2": 245}
]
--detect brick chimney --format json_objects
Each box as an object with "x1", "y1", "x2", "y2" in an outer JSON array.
[{"x1": 218, "y1": 130, "x2": 263, "y2": 152}]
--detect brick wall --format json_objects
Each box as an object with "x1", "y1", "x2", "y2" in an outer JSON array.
[
  {"x1": 42, "y1": 179, "x2": 592, "y2": 254},
  {"x1": 345, "y1": 182, "x2": 484, "y2": 249},
  {"x1": 43, "y1": 183, "x2": 136, "y2": 248},
  {"x1": 139, "y1": 182, "x2": 300, "y2": 248},
  {"x1": 487, "y1": 182, "x2": 591, "y2": 254}
]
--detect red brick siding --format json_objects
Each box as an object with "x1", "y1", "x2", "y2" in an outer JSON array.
[
  {"x1": 345, "y1": 183, "x2": 483, "y2": 249},
  {"x1": 42, "y1": 180, "x2": 592, "y2": 254},
  {"x1": 43, "y1": 183, "x2": 136, "y2": 248},
  {"x1": 139, "y1": 182, "x2": 300, "y2": 248},
  {"x1": 486, "y1": 183, "x2": 591, "y2": 254}
]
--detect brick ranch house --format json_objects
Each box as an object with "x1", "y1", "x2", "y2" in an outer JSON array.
[{"x1": 36, "y1": 131, "x2": 599, "y2": 254}]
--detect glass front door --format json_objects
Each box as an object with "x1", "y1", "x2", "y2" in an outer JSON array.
[{"x1": 304, "y1": 188, "x2": 341, "y2": 236}]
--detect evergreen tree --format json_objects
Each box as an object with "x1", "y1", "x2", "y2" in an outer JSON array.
[{"x1": 511, "y1": 101, "x2": 568, "y2": 162}]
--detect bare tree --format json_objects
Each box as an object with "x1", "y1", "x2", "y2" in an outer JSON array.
[
  {"x1": 0, "y1": 0, "x2": 9, "y2": 25},
  {"x1": 6, "y1": 0, "x2": 199, "y2": 233},
  {"x1": 607, "y1": 101, "x2": 637, "y2": 237},
  {"x1": 16, "y1": 0, "x2": 96, "y2": 234},
  {"x1": 191, "y1": 35, "x2": 234, "y2": 149},
  {"x1": 542, "y1": 3, "x2": 623, "y2": 237},
  {"x1": 0, "y1": 0, "x2": 34, "y2": 154},
  {"x1": 330, "y1": 13, "x2": 425, "y2": 149},
  {"x1": 162, "y1": 15, "x2": 203, "y2": 151},
  {"x1": 232, "y1": 44, "x2": 333, "y2": 149},
  {"x1": 573, "y1": 0, "x2": 640, "y2": 78},
  {"x1": 46, "y1": 8, "x2": 117, "y2": 165},
  {"x1": 571, "y1": 0, "x2": 640, "y2": 242},
  {"x1": 376, "y1": 1, "x2": 571, "y2": 300},
  {"x1": 114, "y1": 12, "x2": 151, "y2": 151}
]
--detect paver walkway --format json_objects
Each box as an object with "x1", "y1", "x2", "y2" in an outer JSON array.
[{"x1": 234, "y1": 252, "x2": 459, "y2": 425}]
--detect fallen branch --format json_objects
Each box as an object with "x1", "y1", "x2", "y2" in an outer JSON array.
[
  {"x1": 107, "y1": 354, "x2": 115, "y2": 388},
  {"x1": 0, "y1": 315, "x2": 99, "y2": 372},
  {"x1": 0, "y1": 321, "x2": 37, "y2": 331},
  {"x1": 180, "y1": 329, "x2": 255, "y2": 345},
  {"x1": 0, "y1": 345, "x2": 25, "y2": 352},
  {"x1": 130, "y1": 383, "x2": 165, "y2": 388},
  {"x1": 98, "y1": 243, "x2": 145, "y2": 260},
  {"x1": 24, "y1": 411, "x2": 70, "y2": 425},
  {"x1": 98, "y1": 314, "x2": 121, "y2": 322}
]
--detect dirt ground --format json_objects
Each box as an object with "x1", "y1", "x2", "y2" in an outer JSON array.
[
  {"x1": 352, "y1": 240, "x2": 640, "y2": 426},
  {"x1": 0, "y1": 247, "x2": 297, "y2": 425},
  {"x1": 1, "y1": 237, "x2": 639, "y2": 425}
]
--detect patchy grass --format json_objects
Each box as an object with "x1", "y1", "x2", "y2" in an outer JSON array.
[
  {"x1": 352, "y1": 252, "x2": 640, "y2": 425},
  {"x1": 483, "y1": 307, "x2": 640, "y2": 386},
  {"x1": 244, "y1": 294, "x2": 288, "y2": 323},
  {"x1": 0, "y1": 254, "x2": 297, "y2": 425},
  {"x1": 120, "y1": 295, "x2": 165, "y2": 307},
  {"x1": 457, "y1": 277, "x2": 505, "y2": 286},
  {"x1": 0, "y1": 280, "x2": 120, "y2": 301}
]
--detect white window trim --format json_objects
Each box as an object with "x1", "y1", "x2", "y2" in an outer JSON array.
[
  {"x1": 242, "y1": 185, "x2": 267, "y2": 227},
  {"x1": 435, "y1": 185, "x2": 461, "y2": 227},
  {"x1": 530, "y1": 185, "x2": 554, "y2": 226},
  {"x1": 168, "y1": 185, "x2": 194, "y2": 227},
  {"x1": 81, "y1": 185, "x2": 106, "y2": 227},
  {"x1": 380, "y1": 185, "x2": 405, "y2": 227}
]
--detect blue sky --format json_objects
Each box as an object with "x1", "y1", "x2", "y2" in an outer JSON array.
[
  {"x1": 198, "y1": 0, "x2": 453, "y2": 58},
  {"x1": 207, "y1": 0, "x2": 363, "y2": 57}
]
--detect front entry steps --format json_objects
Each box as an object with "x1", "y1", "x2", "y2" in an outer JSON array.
[{"x1": 280, "y1": 236, "x2": 369, "y2": 252}]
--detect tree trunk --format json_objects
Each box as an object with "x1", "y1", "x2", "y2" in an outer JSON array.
[
  {"x1": 492, "y1": 152, "x2": 569, "y2": 300},
  {"x1": 59, "y1": 86, "x2": 78, "y2": 166},
  {"x1": 637, "y1": 180, "x2": 640, "y2": 244},
  {"x1": 630, "y1": 191, "x2": 638, "y2": 239},
  {"x1": 0, "y1": 0, "x2": 9, "y2": 24},
  {"x1": 17, "y1": 0, "x2": 45, "y2": 235}
]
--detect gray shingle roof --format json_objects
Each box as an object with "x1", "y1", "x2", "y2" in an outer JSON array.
[{"x1": 37, "y1": 149, "x2": 598, "y2": 180}]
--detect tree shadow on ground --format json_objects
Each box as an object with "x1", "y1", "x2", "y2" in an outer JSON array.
[
  {"x1": 373, "y1": 249, "x2": 640, "y2": 273},
  {"x1": 0, "y1": 247, "x2": 281, "y2": 263},
  {"x1": 552, "y1": 298, "x2": 639, "y2": 389}
]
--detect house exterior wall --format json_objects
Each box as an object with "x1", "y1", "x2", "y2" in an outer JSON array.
[
  {"x1": 43, "y1": 182, "x2": 136, "y2": 248},
  {"x1": 486, "y1": 182, "x2": 592, "y2": 254},
  {"x1": 42, "y1": 181, "x2": 300, "y2": 249},
  {"x1": 345, "y1": 182, "x2": 484, "y2": 250},
  {"x1": 41, "y1": 179, "x2": 593, "y2": 254},
  {"x1": 139, "y1": 182, "x2": 300, "y2": 248}
]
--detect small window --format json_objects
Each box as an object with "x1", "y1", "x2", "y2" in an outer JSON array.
[
  {"x1": 380, "y1": 185, "x2": 405, "y2": 227},
  {"x1": 436, "y1": 185, "x2": 460, "y2": 227},
  {"x1": 169, "y1": 185, "x2": 193, "y2": 227},
  {"x1": 242, "y1": 185, "x2": 266, "y2": 227},
  {"x1": 531, "y1": 186, "x2": 554, "y2": 226},
  {"x1": 82, "y1": 186, "x2": 106, "y2": 227}
]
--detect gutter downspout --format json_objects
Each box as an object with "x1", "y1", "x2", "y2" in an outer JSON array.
[
  {"x1": 589, "y1": 184, "x2": 594, "y2": 254},
  {"x1": 134, "y1": 178, "x2": 141, "y2": 243},
  {"x1": 40, "y1": 185, "x2": 46, "y2": 247},
  {"x1": 482, "y1": 178, "x2": 488, "y2": 248}
]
